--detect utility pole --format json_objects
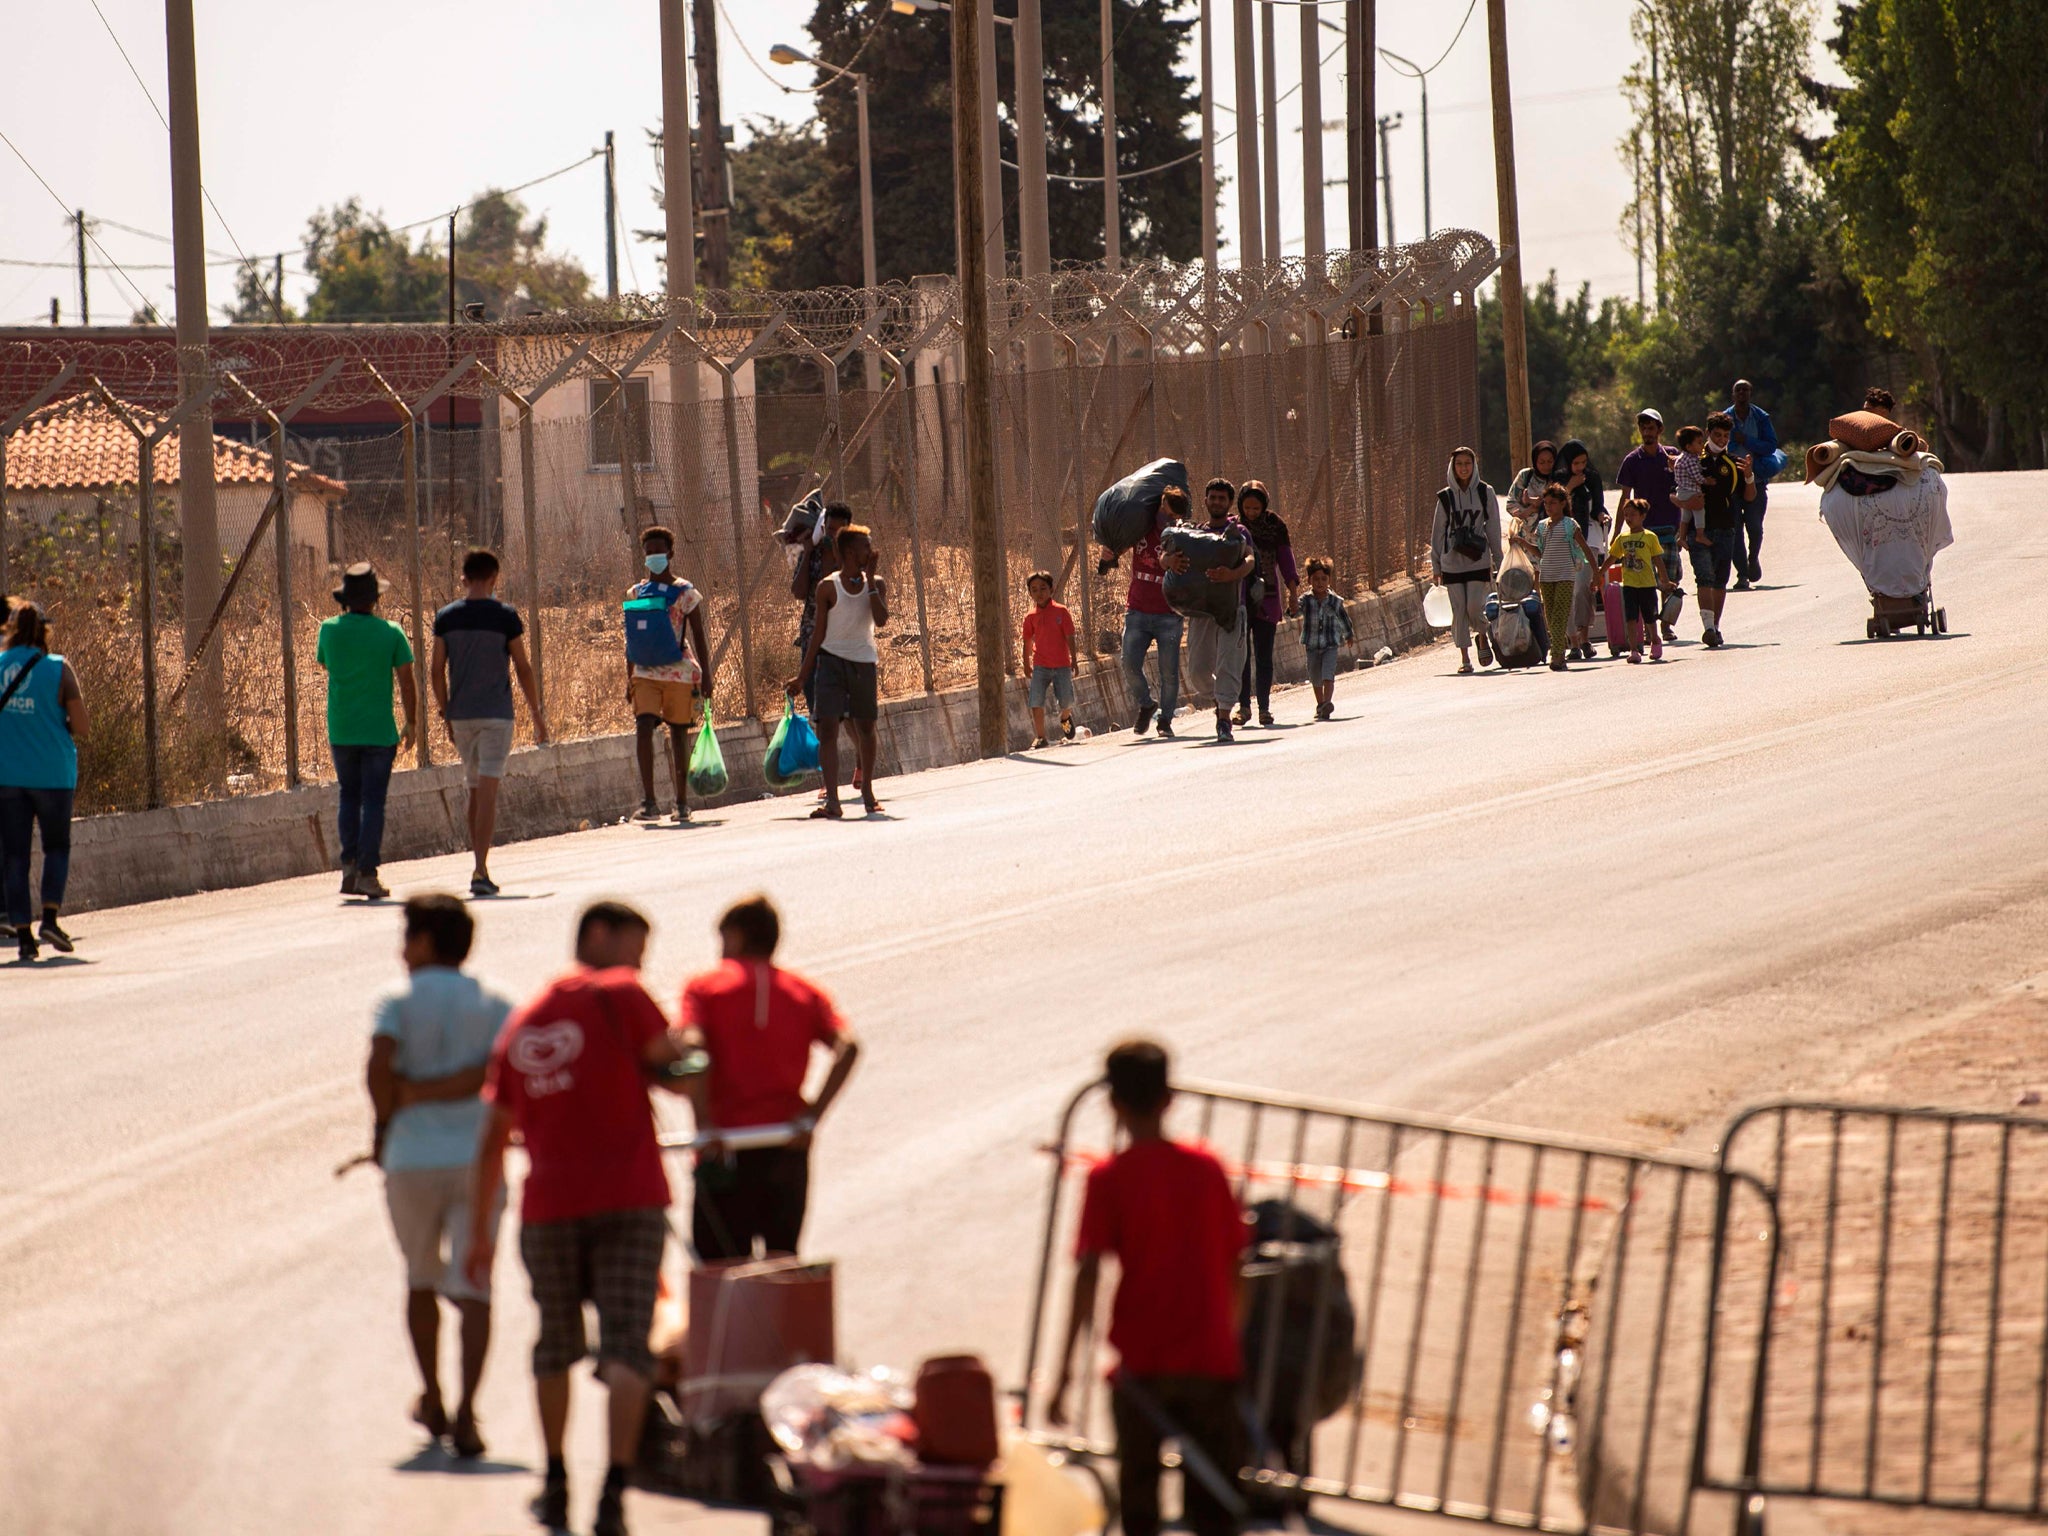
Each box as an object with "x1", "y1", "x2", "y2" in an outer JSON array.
[
  {"x1": 1017, "y1": 0, "x2": 1060, "y2": 572},
  {"x1": 1200, "y1": 0, "x2": 1218, "y2": 274},
  {"x1": 1259, "y1": 0, "x2": 1281, "y2": 264},
  {"x1": 1376, "y1": 113, "x2": 1400, "y2": 246},
  {"x1": 692, "y1": 0, "x2": 731, "y2": 289},
  {"x1": 604, "y1": 130, "x2": 620, "y2": 300},
  {"x1": 1232, "y1": 0, "x2": 1261, "y2": 266},
  {"x1": 1347, "y1": 0, "x2": 1375, "y2": 252},
  {"x1": 1646, "y1": 3, "x2": 1665, "y2": 307},
  {"x1": 659, "y1": 0, "x2": 700, "y2": 441},
  {"x1": 446, "y1": 212, "x2": 458, "y2": 530},
  {"x1": 981, "y1": 1, "x2": 1005, "y2": 279},
  {"x1": 272, "y1": 252, "x2": 282, "y2": 315},
  {"x1": 1486, "y1": 0, "x2": 1532, "y2": 472},
  {"x1": 1100, "y1": 0, "x2": 1118, "y2": 270},
  {"x1": 165, "y1": 0, "x2": 223, "y2": 718},
  {"x1": 952, "y1": 0, "x2": 1005, "y2": 757},
  {"x1": 74, "y1": 211, "x2": 88, "y2": 325},
  {"x1": 1299, "y1": 2, "x2": 1324, "y2": 259}
]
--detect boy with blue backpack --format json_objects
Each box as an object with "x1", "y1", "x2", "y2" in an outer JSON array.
[{"x1": 624, "y1": 526, "x2": 712, "y2": 823}]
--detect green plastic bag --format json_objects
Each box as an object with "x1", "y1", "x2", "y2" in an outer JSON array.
[
  {"x1": 686, "y1": 702, "x2": 729, "y2": 798},
  {"x1": 762, "y1": 695, "x2": 808, "y2": 789}
]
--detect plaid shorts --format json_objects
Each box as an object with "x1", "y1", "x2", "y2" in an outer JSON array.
[{"x1": 518, "y1": 1206, "x2": 668, "y2": 1379}]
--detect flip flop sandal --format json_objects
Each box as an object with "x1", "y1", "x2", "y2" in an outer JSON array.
[{"x1": 810, "y1": 804, "x2": 843, "y2": 820}]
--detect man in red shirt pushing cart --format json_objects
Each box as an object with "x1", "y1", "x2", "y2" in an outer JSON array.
[
  {"x1": 1049, "y1": 1040, "x2": 1249, "y2": 1536},
  {"x1": 681, "y1": 894, "x2": 862, "y2": 1262}
]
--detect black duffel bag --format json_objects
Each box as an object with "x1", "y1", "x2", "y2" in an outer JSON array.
[
  {"x1": 1092, "y1": 458, "x2": 1190, "y2": 554},
  {"x1": 1161, "y1": 521, "x2": 1247, "y2": 630}
]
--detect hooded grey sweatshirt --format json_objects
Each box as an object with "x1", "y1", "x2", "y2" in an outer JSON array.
[{"x1": 1429, "y1": 451, "x2": 1502, "y2": 578}]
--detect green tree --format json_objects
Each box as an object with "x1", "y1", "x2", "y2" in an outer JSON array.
[
  {"x1": 1476, "y1": 275, "x2": 1641, "y2": 483},
  {"x1": 1825, "y1": 0, "x2": 2048, "y2": 465},
  {"x1": 655, "y1": 0, "x2": 1202, "y2": 292},
  {"x1": 238, "y1": 192, "x2": 591, "y2": 324}
]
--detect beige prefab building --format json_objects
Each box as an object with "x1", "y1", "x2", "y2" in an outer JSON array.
[
  {"x1": 3, "y1": 397, "x2": 344, "y2": 573},
  {"x1": 491, "y1": 337, "x2": 758, "y2": 574}
]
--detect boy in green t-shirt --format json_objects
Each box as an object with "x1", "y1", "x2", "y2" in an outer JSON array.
[
  {"x1": 317, "y1": 563, "x2": 418, "y2": 899},
  {"x1": 1607, "y1": 498, "x2": 1671, "y2": 665}
]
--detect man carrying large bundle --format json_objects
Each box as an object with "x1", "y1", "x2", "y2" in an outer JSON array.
[
  {"x1": 1163, "y1": 479, "x2": 1258, "y2": 742},
  {"x1": 1094, "y1": 460, "x2": 1191, "y2": 740}
]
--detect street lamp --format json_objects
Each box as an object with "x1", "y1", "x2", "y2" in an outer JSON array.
[
  {"x1": 891, "y1": 0, "x2": 1014, "y2": 24},
  {"x1": 1379, "y1": 47, "x2": 1430, "y2": 239},
  {"x1": 771, "y1": 43, "x2": 880, "y2": 393}
]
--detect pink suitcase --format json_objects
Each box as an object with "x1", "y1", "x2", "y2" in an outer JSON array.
[{"x1": 1599, "y1": 564, "x2": 1627, "y2": 656}]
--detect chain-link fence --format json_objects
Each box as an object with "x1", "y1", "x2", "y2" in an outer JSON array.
[{"x1": 0, "y1": 234, "x2": 1492, "y2": 816}]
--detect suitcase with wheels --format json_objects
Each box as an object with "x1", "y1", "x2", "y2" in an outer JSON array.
[{"x1": 1599, "y1": 564, "x2": 1627, "y2": 656}]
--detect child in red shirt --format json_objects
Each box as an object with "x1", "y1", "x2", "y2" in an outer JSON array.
[
  {"x1": 1019, "y1": 571, "x2": 1078, "y2": 748},
  {"x1": 1050, "y1": 1041, "x2": 1247, "y2": 1536}
]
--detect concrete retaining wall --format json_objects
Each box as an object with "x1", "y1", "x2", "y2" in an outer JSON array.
[{"x1": 55, "y1": 579, "x2": 1430, "y2": 913}]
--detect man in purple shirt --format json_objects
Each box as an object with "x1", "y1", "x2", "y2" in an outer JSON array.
[{"x1": 1614, "y1": 408, "x2": 1684, "y2": 643}]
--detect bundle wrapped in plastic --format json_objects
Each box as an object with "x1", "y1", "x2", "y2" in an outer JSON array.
[
  {"x1": 1092, "y1": 459, "x2": 1189, "y2": 553},
  {"x1": 1820, "y1": 466, "x2": 1952, "y2": 598},
  {"x1": 1161, "y1": 522, "x2": 1247, "y2": 629},
  {"x1": 761, "y1": 1363, "x2": 917, "y2": 1470}
]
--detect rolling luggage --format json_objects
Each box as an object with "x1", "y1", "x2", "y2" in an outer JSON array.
[{"x1": 1599, "y1": 564, "x2": 1627, "y2": 656}]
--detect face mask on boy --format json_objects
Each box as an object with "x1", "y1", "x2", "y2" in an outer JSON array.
[{"x1": 644, "y1": 553, "x2": 670, "y2": 575}]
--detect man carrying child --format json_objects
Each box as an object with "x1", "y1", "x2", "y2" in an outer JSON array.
[
  {"x1": 1050, "y1": 1040, "x2": 1247, "y2": 1536},
  {"x1": 1020, "y1": 571, "x2": 1078, "y2": 749}
]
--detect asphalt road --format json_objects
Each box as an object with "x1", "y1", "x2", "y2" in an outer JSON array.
[{"x1": 4, "y1": 473, "x2": 2043, "y2": 1536}]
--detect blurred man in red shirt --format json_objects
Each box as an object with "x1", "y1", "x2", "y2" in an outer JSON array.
[
  {"x1": 681, "y1": 894, "x2": 860, "y2": 1262},
  {"x1": 1050, "y1": 1040, "x2": 1247, "y2": 1536},
  {"x1": 466, "y1": 901, "x2": 697, "y2": 1536}
]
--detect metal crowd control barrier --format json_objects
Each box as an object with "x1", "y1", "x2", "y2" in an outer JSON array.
[
  {"x1": 1696, "y1": 1101, "x2": 2048, "y2": 1532},
  {"x1": 1017, "y1": 1077, "x2": 1780, "y2": 1536}
]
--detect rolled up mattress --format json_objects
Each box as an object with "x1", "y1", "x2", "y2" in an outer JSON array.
[
  {"x1": 1161, "y1": 521, "x2": 1247, "y2": 629},
  {"x1": 1092, "y1": 458, "x2": 1190, "y2": 554}
]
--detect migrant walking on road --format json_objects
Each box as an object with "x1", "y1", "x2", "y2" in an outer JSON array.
[
  {"x1": 1723, "y1": 378, "x2": 1785, "y2": 587},
  {"x1": 1506, "y1": 439, "x2": 1561, "y2": 538},
  {"x1": 1098, "y1": 485, "x2": 1185, "y2": 738},
  {"x1": 1608, "y1": 498, "x2": 1671, "y2": 663},
  {"x1": 431, "y1": 549, "x2": 547, "y2": 897},
  {"x1": 1049, "y1": 1040, "x2": 1247, "y2": 1536},
  {"x1": 366, "y1": 894, "x2": 512, "y2": 1459},
  {"x1": 1428, "y1": 448, "x2": 1503, "y2": 673},
  {"x1": 679, "y1": 895, "x2": 861, "y2": 1263},
  {"x1": 1233, "y1": 481, "x2": 1298, "y2": 727},
  {"x1": 624, "y1": 525, "x2": 713, "y2": 824},
  {"x1": 779, "y1": 499, "x2": 854, "y2": 717},
  {"x1": 1297, "y1": 559, "x2": 1354, "y2": 719},
  {"x1": 1557, "y1": 439, "x2": 1609, "y2": 661},
  {"x1": 1614, "y1": 410, "x2": 1684, "y2": 643},
  {"x1": 0, "y1": 599, "x2": 88, "y2": 961},
  {"x1": 318, "y1": 563, "x2": 417, "y2": 902},
  {"x1": 1166, "y1": 478, "x2": 1257, "y2": 742},
  {"x1": 1690, "y1": 413, "x2": 1755, "y2": 648},
  {"x1": 1020, "y1": 572, "x2": 1079, "y2": 748},
  {"x1": 467, "y1": 901, "x2": 700, "y2": 1536},
  {"x1": 1511, "y1": 485, "x2": 1597, "y2": 671},
  {"x1": 788, "y1": 524, "x2": 887, "y2": 818}
]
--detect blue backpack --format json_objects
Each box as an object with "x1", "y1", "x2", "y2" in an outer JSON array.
[{"x1": 623, "y1": 580, "x2": 688, "y2": 668}]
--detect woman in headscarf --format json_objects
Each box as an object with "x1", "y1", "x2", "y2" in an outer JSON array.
[
  {"x1": 1557, "y1": 438, "x2": 1609, "y2": 660},
  {"x1": 1233, "y1": 480, "x2": 1298, "y2": 726},
  {"x1": 1505, "y1": 440, "x2": 1561, "y2": 540},
  {"x1": 1428, "y1": 448, "x2": 1502, "y2": 674}
]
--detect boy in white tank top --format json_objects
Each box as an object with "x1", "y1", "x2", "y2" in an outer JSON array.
[{"x1": 788, "y1": 524, "x2": 888, "y2": 818}]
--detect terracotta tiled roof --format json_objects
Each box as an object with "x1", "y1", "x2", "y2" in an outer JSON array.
[{"x1": 4, "y1": 396, "x2": 346, "y2": 497}]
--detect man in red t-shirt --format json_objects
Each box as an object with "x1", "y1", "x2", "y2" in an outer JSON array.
[
  {"x1": 680, "y1": 894, "x2": 860, "y2": 1263},
  {"x1": 1096, "y1": 484, "x2": 1187, "y2": 738},
  {"x1": 1050, "y1": 1040, "x2": 1247, "y2": 1536},
  {"x1": 466, "y1": 901, "x2": 696, "y2": 1536}
]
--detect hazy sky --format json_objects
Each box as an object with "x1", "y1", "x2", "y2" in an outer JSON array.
[{"x1": 0, "y1": 0, "x2": 1659, "y2": 327}]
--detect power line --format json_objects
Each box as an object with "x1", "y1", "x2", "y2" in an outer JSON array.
[{"x1": 0, "y1": 128, "x2": 158, "y2": 316}]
